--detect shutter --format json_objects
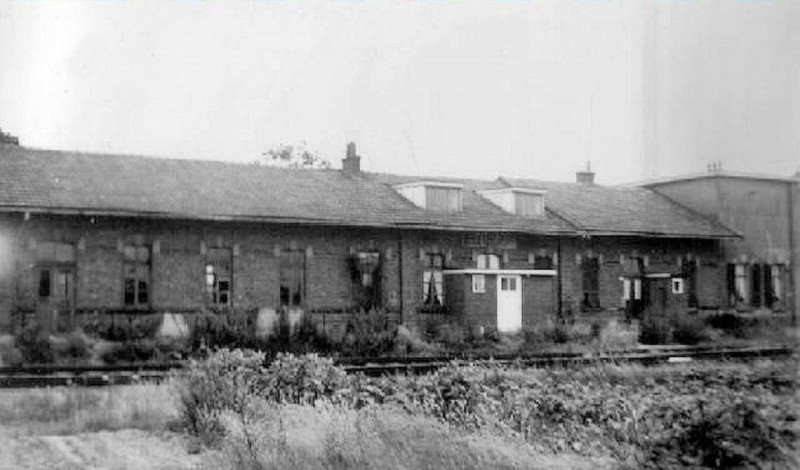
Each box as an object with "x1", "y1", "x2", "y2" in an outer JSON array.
[
  {"x1": 726, "y1": 264, "x2": 736, "y2": 305},
  {"x1": 763, "y1": 264, "x2": 773, "y2": 308}
]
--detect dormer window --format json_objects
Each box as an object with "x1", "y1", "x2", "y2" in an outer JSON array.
[
  {"x1": 394, "y1": 181, "x2": 463, "y2": 213},
  {"x1": 478, "y1": 188, "x2": 546, "y2": 217}
]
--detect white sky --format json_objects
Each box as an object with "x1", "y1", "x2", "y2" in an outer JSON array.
[{"x1": 0, "y1": 1, "x2": 797, "y2": 184}]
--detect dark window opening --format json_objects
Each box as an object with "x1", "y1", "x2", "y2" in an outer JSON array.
[
  {"x1": 681, "y1": 260, "x2": 698, "y2": 307},
  {"x1": 533, "y1": 255, "x2": 553, "y2": 270},
  {"x1": 751, "y1": 264, "x2": 762, "y2": 307},
  {"x1": 350, "y1": 252, "x2": 382, "y2": 310},
  {"x1": 206, "y1": 248, "x2": 232, "y2": 306},
  {"x1": 39, "y1": 269, "x2": 51, "y2": 298},
  {"x1": 123, "y1": 245, "x2": 151, "y2": 308},
  {"x1": 423, "y1": 253, "x2": 445, "y2": 307},
  {"x1": 581, "y1": 256, "x2": 600, "y2": 310},
  {"x1": 280, "y1": 250, "x2": 305, "y2": 308}
]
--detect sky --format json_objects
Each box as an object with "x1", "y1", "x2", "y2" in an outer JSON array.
[{"x1": 0, "y1": 1, "x2": 797, "y2": 185}]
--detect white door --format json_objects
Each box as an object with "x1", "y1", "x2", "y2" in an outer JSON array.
[{"x1": 497, "y1": 275, "x2": 522, "y2": 332}]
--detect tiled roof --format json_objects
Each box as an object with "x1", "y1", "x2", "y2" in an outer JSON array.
[
  {"x1": 0, "y1": 144, "x2": 737, "y2": 238},
  {"x1": 501, "y1": 177, "x2": 738, "y2": 239},
  {"x1": 0, "y1": 144, "x2": 573, "y2": 234}
]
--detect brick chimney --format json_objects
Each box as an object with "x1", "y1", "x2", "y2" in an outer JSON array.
[
  {"x1": 0, "y1": 128, "x2": 19, "y2": 145},
  {"x1": 342, "y1": 141, "x2": 361, "y2": 174},
  {"x1": 576, "y1": 161, "x2": 595, "y2": 184}
]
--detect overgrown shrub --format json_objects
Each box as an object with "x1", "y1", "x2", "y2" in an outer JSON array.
[
  {"x1": 261, "y1": 353, "x2": 348, "y2": 406},
  {"x1": 189, "y1": 310, "x2": 258, "y2": 351},
  {"x1": 639, "y1": 316, "x2": 670, "y2": 344},
  {"x1": 647, "y1": 396, "x2": 798, "y2": 468},
  {"x1": 101, "y1": 340, "x2": 158, "y2": 364},
  {"x1": 0, "y1": 334, "x2": 24, "y2": 367},
  {"x1": 176, "y1": 348, "x2": 268, "y2": 442},
  {"x1": 51, "y1": 330, "x2": 93, "y2": 361},
  {"x1": 15, "y1": 322, "x2": 54, "y2": 364},
  {"x1": 341, "y1": 310, "x2": 396, "y2": 357},
  {"x1": 671, "y1": 315, "x2": 712, "y2": 345}
]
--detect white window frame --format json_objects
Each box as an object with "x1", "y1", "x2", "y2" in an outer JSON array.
[
  {"x1": 476, "y1": 254, "x2": 500, "y2": 270},
  {"x1": 671, "y1": 278, "x2": 685, "y2": 295},
  {"x1": 472, "y1": 274, "x2": 486, "y2": 293}
]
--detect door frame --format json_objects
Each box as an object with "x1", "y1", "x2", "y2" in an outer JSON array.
[{"x1": 496, "y1": 274, "x2": 522, "y2": 333}]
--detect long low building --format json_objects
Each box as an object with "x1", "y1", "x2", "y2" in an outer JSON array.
[{"x1": 0, "y1": 139, "x2": 746, "y2": 336}]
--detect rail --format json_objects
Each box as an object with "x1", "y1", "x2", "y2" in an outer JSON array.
[{"x1": 0, "y1": 344, "x2": 794, "y2": 388}]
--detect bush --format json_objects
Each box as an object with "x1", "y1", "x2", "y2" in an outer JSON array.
[
  {"x1": 394, "y1": 324, "x2": 442, "y2": 356},
  {"x1": 671, "y1": 315, "x2": 712, "y2": 345},
  {"x1": 101, "y1": 340, "x2": 157, "y2": 364},
  {"x1": 261, "y1": 353, "x2": 348, "y2": 406},
  {"x1": 0, "y1": 334, "x2": 24, "y2": 367},
  {"x1": 597, "y1": 319, "x2": 639, "y2": 350},
  {"x1": 639, "y1": 317, "x2": 670, "y2": 345},
  {"x1": 648, "y1": 397, "x2": 798, "y2": 468},
  {"x1": 51, "y1": 330, "x2": 93, "y2": 361},
  {"x1": 15, "y1": 322, "x2": 54, "y2": 364},
  {"x1": 177, "y1": 348, "x2": 268, "y2": 442},
  {"x1": 341, "y1": 310, "x2": 396, "y2": 357}
]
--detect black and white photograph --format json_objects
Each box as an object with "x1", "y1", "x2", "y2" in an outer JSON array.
[{"x1": 0, "y1": 1, "x2": 798, "y2": 468}]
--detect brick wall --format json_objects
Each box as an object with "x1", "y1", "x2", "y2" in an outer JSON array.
[
  {"x1": 559, "y1": 237, "x2": 726, "y2": 315},
  {"x1": 1, "y1": 213, "x2": 729, "y2": 334}
]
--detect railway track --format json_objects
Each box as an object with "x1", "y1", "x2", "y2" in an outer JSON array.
[{"x1": 0, "y1": 344, "x2": 794, "y2": 388}]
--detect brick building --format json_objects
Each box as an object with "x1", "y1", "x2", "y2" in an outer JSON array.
[
  {"x1": 640, "y1": 168, "x2": 799, "y2": 320},
  {"x1": 0, "y1": 140, "x2": 737, "y2": 336}
]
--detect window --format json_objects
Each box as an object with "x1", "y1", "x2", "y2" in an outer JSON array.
[
  {"x1": 422, "y1": 253, "x2": 444, "y2": 306},
  {"x1": 123, "y1": 245, "x2": 150, "y2": 307},
  {"x1": 671, "y1": 278, "x2": 685, "y2": 295},
  {"x1": 500, "y1": 276, "x2": 517, "y2": 291},
  {"x1": 621, "y1": 278, "x2": 641, "y2": 302},
  {"x1": 426, "y1": 186, "x2": 462, "y2": 212},
  {"x1": 680, "y1": 259, "x2": 698, "y2": 307},
  {"x1": 472, "y1": 274, "x2": 486, "y2": 293},
  {"x1": 206, "y1": 248, "x2": 232, "y2": 306},
  {"x1": 769, "y1": 265, "x2": 783, "y2": 306},
  {"x1": 477, "y1": 188, "x2": 546, "y2": 217},
  {"x1": 394, "y1": 182, "x2": 463, "y2": 212},
  {"x1": 34, "y1": 242, "x2": 76, "y2": 308},
  {"x1": 351, "y1": 252, "x2": 381, "y2": 310},
  {"x1": 581, "y1": 256, "x2": 600, "y2": 310},
  {"x1": 476, "y1": 254, "x2": 500, "y2": 270},
  {"x1": 39, "y1": 269, "x2": 51, "y2": 298},
  {"x1": 533, "y1": 254, "x2": 553, "y2": 270},
  {"x1": 280, "y1": 250, "x2": 305, "y2": 307},
  {"x1": 515, "y1": 193, "x2": 545, "y2": 217},
  {"x1": 734, "y1": 264, "x2": 748, "y2": 303},
  {"x1": 750, "y1": 264, "x2": 763, "y2": 307}
]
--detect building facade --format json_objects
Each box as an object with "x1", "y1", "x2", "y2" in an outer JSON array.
[
  {"x1": 642, "y1": 170, "x2": 799, "y2": 320},
  {"x1": 0, "y1": 140, "x2": 738, "y2": 336}
]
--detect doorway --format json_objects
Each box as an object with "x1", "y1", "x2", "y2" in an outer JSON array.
[{"x1": 497, "y1": 275, "x2": 522, "y2": 333}]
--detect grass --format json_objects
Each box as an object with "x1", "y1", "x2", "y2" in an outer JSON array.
[
  {"x1": 2, "y1": 355, "x2": 797, "y2": 469},
  {"x1": 217, "y1": 403, "x2": 610, "y2": 470},
  {"x1": 0, "y1": 381, "x2": 179, "y2": 435}
]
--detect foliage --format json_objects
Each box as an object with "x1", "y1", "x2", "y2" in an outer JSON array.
[
  {"x1": 260, "y1": 353, "x2": 348, "y2": 406},
  {"x1": 180, "y1": 350, "x2": 798, "y2": 468},
  {"x1": 101, "y1": 340, "x2": 158, "y2": 364},
  {"x1": 88, "y1": 314, "x2": 163, "y2": 343},
  {"x1": 176, "y1": 348, "x2": 268, "y2": 442},
  {"x1": 258, "y1": 142, "x2": 332, "y2": 169},
  {"x1": 189, "y1": 310, "x2": 259, "y2": 351},
  {"x1": 15, "y1": 321, "x2": 54, "y2": 364},
  {"x1": 639, "y1": 316, "x2": 671, "y2": 344},
  {"x1": 341, "y1": 310, "x2": 397, "y2": 357},
  {"x1": 51, "y1": 330, "x2": 93, "y2": 361},
  {"x1": 671, "y1": 315, "x2": 713, "y2": 345}
]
